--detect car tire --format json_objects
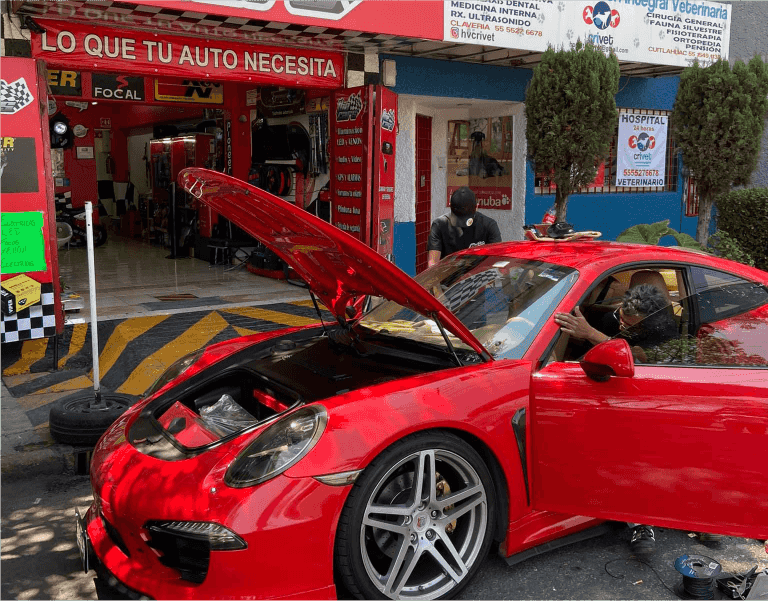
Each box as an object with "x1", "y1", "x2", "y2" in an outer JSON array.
[
  {"x1": 92, "y1": 225, "x2": 108, "y2": 247},
  {"x1": 335, "y1": 431, "x2": 496, "y2": 600},
  {"x1": 49, "y1": 391, "x2": 133, "y2": 446}
]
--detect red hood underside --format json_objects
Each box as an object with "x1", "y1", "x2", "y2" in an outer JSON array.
[{"x1": 178, "y1": 168, "x2": 487, "y2": 356}]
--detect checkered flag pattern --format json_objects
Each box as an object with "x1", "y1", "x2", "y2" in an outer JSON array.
[
  {"x1": 1, "y1": 78, "x2": 34, "y2": 115},
  {"x1": 1, "y1": 284, "x2": 57, "y2": 343},
  {"x1": 442, "y1": 270, "x2": 499, "y2": 313}
]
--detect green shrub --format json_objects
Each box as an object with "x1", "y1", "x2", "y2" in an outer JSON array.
[
  {"x1": 616, "y1": 220, "x2": 704, "y2": 249},
  {"x1": 708, "y1": 230, "x2": 756, "y2": 267},
  {"x1": 714, "y1": 188, "x2": 768, "y2": 271}
]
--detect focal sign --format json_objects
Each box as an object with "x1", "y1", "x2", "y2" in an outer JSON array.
[{"x1": 92, "y1": 73, "x2": 145, "y2": 101}]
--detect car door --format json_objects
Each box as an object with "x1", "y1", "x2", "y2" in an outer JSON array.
[{"x1": 529, "y1": 266, "x2": 768, "y2": 540}]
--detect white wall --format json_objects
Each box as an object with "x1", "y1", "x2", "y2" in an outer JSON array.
[
  {"x1": 395, "y1": 97, "x2": 417, "y2": 223},
  {"x1": 395, "y1": 96, "x2": 527, "y2": 243},
  {"x1": 127, "y1": 133, "x2": 153, "y2": 197}
]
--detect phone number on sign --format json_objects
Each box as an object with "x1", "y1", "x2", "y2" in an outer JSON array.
[
  {"x1": 494, "y1": 26, "x2": 542, "y2": 35},
  {"x1": 623, "y1": 169, "x2": 659, "y2": 177}
]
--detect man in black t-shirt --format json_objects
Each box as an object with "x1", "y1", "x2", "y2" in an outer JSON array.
[{"x1": 427, "y1": 187, "x2": 502, "y2": 268}]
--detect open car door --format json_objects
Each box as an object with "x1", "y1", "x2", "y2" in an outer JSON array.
[{"x1": 529, "y1": 286, "x2": 767, "y2": 540}]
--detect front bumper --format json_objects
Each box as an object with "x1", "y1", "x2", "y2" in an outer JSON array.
[
  {"x1": 85, "y1": 473, "x2": 347, "y2": 600},
  {"x1": 86, "y1": 408, "x2": 350, "y2": 600}
]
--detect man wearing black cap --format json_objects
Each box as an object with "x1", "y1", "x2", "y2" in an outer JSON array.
[{"x1": 427, "y1": 186, "x2": 502, "y2": 268}]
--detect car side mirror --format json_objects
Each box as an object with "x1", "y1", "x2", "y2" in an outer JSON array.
[{"x1": 580, "y1": 339, "x2": 635, "y2": 382}]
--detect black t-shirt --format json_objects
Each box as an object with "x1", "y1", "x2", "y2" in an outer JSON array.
[{"x1": 427, "y1": 212, "x2": 502, "y2": 258}]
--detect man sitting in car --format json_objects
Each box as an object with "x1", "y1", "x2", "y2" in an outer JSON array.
[{"x1": 555, "y1": 283, "x2": 678, "y2": 364}]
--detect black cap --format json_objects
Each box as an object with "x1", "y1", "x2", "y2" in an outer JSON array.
[
  {"x1": 546, "y1": 222, "x2": 575, "y2": 239},
  {"x1": 450, "y1": 187, "x2": 476, "y2": 217}
]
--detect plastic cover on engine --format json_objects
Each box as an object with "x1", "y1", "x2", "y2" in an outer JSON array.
[{"x1": 199, "y1": 394, "x2": 258, "y2": 436}]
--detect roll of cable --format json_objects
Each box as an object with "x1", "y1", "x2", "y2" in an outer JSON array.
[{"x1": 674, "y1": 555, "x2": 721, "y2": 600}]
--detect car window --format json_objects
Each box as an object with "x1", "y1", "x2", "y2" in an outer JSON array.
[
  {"x1": 690, "y1": 267, "x2": 767, "y2": 322},
  {"x1": 622, "y1": 285, "x2": 767, "y2": 368},
  {"x1": 552, "y1": 266, "x2": 767, "y2": 368}
]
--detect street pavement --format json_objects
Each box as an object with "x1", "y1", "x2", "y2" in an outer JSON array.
[{"x1": 1, "y1": 471, "x2": 766, "y2": 600}]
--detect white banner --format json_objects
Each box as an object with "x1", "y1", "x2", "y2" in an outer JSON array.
[
  {"x1": 444, "y1": 0, "x2": 730, "y2": 68},
  {"x1": 615, "y1": 113, "x2": 668, "y2": 187}
]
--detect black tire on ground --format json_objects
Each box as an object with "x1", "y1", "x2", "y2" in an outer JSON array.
[
  {"x1": 49, "y1": 391, "x2": 133, "y2": 446},
  {"x1": 92, "y1": 225, "x2": 108, "y2": 247},
  {"x1": 335, "y1": 431, "x2": 496, "y2": 600}
]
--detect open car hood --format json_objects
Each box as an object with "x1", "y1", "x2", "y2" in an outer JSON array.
[{"x1": 178, "y1": 168, "x2": 489, "y2": 358}]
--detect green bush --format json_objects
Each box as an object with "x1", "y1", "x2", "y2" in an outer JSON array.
[
  {"x1": 708, "y1": 230, "x2": 756, "y2": 268},
  {"x1": 714, "y1": 188, "x2": 768, "y2": 271},
  {"x1": 616, "y1": 220, "x2": 703, "y2": 249}
]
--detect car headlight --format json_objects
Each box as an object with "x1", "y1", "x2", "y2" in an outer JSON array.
[
  {"x1": 145, "y1": 349, "x2": 204, "y2": 397},
  {"x1": 225, "y1": 406, "x2": 327, "y2": 488}
]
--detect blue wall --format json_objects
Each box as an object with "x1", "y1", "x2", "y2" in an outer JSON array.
[
  {"x1": 386, "y1": 55, "x2": 699, "y2": 266},
  {"x1": 393, "y1": 222, "x2": 417, "y2": 276},
  {"x1": 389, "y1": 55, "x2": 530, "y2": 102}
]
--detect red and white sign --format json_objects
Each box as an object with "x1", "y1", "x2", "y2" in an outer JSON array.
[
  {"x1": 330, "y1": 86, "x2": 374, "y2": 245},
  {"x1": 447, "y1": 186, "x2": 512, "y2": 211},
  {"x1": 372, "y1": 87, "x2": 397, "y2": 259},
  {"x1": 25, "y1": 1, "x2": 443, "y2": 47},
  {"x1": 32, "y1": 22, "x2": 344, "y2": 89}
]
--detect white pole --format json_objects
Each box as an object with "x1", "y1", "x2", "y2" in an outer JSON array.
[{"x1": 84, "y1": 202, "x2": 101, "y2": 400}]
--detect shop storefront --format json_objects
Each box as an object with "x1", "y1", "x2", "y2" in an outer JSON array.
[
  {"x1": 3, "y1": 0, "x2": 425, "y2": 335},
  {"x1": 2, "y1": 0, "x2": 738, "y2": 330}
]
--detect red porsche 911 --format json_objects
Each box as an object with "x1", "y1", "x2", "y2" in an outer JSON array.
[{"x1": 76, "y1": 169, "x2": 767, "y2": 600}]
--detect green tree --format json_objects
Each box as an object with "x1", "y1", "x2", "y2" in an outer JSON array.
[
  {"x1": 672, "y1": 56, "x2": 768, "y2": 245},
  {"x1": 525, "y1": 40, "x2": 620, "y2": 222}
]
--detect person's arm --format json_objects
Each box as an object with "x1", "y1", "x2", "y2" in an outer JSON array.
[
  {"x1": 426, "y1": 219, "x2": 444, "y2": 268},
  {"x1": 554, "y1": 306, "x2": 610, "y2": 346},
  {"x1": 427, "y1": 250, "x2": 442, "y2": 268}
]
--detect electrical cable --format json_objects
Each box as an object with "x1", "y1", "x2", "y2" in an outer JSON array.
[
  {"x1": 680, "y1": 574, "x2": 717, "y2": 600},
  {"x1": 604, "y1": 557, "x2": 679, "y2": 598}
]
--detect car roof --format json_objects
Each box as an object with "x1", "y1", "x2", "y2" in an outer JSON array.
[{"x1": 458, "y1": 240, "x2": 767, "y2": 283}]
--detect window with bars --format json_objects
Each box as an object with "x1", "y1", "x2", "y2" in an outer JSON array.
[{"x1": 535, "y1": 108, "x2": 678, "y2": 195}]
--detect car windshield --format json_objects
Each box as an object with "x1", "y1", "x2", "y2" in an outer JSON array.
[{"x1": 358, "y1": 254, "x2": 578, "y2": 359}]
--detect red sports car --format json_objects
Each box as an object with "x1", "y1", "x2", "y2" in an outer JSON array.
[{"x1": 78, "y1": 169, "x2": 767, "y2": 600}]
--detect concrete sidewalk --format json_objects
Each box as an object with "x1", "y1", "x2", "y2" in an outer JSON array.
[{"x1": 1, "y1": 380, "x2": 80, "y2": 481}]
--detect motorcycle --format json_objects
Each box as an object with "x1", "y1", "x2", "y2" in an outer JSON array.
[{"x1": 56, "y1": 200, "x2": 108, "y2": 248}]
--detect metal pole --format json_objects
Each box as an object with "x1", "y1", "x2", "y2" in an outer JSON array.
[
  {"x1": 84, "y1": 202, "x2": 101, "y2": 403},
  {"x1": 167, "y1": 182, "x2": 177, "y2": 259}
]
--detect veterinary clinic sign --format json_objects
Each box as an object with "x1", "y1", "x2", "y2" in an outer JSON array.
[
  {"x1": 615, "y1": 112, "x2": 668, "y2": 187},
  {"x1": 32, "y1": 23, "x2": 344, "y2": 88},
  {"x1": 444, "y1": 0, "x2": 730, "y2": 68}
]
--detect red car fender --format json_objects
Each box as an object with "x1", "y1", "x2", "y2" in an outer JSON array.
[{"x1": 285, "y1": 359, "x2": 535, "y2": 524}]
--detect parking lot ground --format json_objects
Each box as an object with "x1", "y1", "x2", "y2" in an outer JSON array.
[{"x1": 2, "y1": 471, "x2": 765, "y2": 601}]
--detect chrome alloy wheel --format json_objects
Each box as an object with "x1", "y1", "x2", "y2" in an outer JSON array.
[{"x1": 359, "y1": 449, "x2": 488, "y2": 599}]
